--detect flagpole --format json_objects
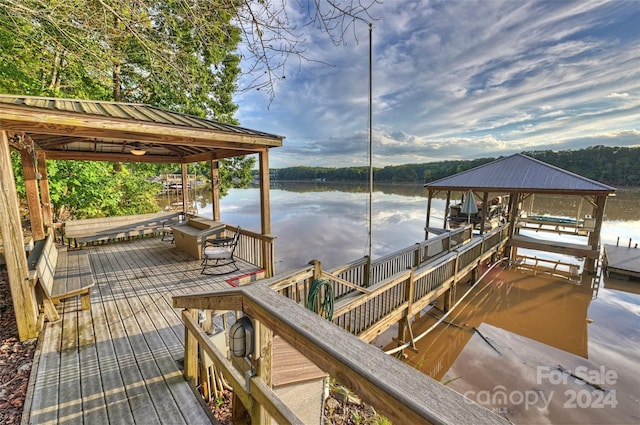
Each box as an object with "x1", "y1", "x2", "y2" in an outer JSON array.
[{"x1": 368, "y1": 22, "x2": 373, "y2": 264}]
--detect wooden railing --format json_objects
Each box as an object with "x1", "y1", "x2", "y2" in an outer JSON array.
[
  {"x1": 330, "y1": 227, "x2": 508, "y2": 340},
  {"x1": 173, "y1": 226, "x2": 511, "y2": 424},
  {"x1": 328, "y1": 226, "x2": 473, "y2": 291},
  {"x1": 267, "y1": 225, "x2": 508, "y2": 341},
  {"x1": 174, "y1": 283, "x2": 508, "y2": 425},
  {"x1": 225, "y1": 224, "x2": 276, "y2": 277},
  {"x1": 181, "y1": 308, "x2": 301, "y2": 425}
]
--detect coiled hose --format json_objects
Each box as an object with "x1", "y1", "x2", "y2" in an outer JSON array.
[{"x1": 306, "y1": 279, "x2": 334, "y2": 321}]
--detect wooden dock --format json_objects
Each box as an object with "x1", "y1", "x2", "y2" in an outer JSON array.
[
  {"x1": 604, "y1": 244, "x2": 640, "y2": 280},
  {"x1": 510, "y1": 233, "x2": 599, "y2": 259},
  {"x1": 24, "y1": 237, "x2": 263, "y2": 424}
]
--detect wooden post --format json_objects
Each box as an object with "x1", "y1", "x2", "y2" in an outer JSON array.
[
  {"x1": 443, "y1": 191, "x2": 451, "y2": 230},
  {"x1": 20, "y1": 146, "x2": 45, "y2": 241},
  {"x1": 210, "y1": 160, "x2": 221, "y2": 221},
  {"x1": 310, "y1": 259, "x2": 322, "y2": 281},
  {"x1": 258, "y1": 150, "x2": 273, "y2": 276},
  {"x1": 406, "y1": 268, "x2": 415, "y2": 317},
  {"x1": 576, "y1": 196, "x2": 584, "y2": 226},
  {"x1": 0, "y1": 131, "x2": 39, "y2": 341},
  {"x1": 183, "y1": 309, "x2": 199, "y2": 386},
  {"x1": 586, "y1": 194, "x2": 607, "y2": 274},
  {"x1": 181, "y1": 163, "x2": 189, "y2": 214},
  {"x1": 36, "y1": 150, "x2": 53, "y2": 229},
  {"x1": 507, "y1": 192, "x2": 520, "y2": 260},
  {"x1": 443, "y1": 269, "x2": 457, "y2": 313},
  {"x1": 251, "y1": 319, "x2": 273, "y2": 425},
  {"x1": 479, "y1": 192, "x2": 489, "y2": 235},
  {"x1": 424, "y1": 190, "x2": 433, "y2": 239},
  {"x1": 258, "y1": 150, "x2": 271, "y2": 235}
]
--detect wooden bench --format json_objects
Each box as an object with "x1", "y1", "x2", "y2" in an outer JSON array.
[
  {"x1": 28, "y1": 233, "x2": 95, "y2": 322},
  {"x1": 63, "y1": 211, "x2": 183, "y2": 247}
]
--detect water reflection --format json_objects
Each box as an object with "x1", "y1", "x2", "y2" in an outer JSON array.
[
  {"x1": 372, "y1": 267, "x2": 640, "y2": 424},
  {"x1": 209, "y1": 184, "x2": 441, "y2": 273},
  {"x1": 199, "y1": 183, "x2": 640, "y2": 273}
]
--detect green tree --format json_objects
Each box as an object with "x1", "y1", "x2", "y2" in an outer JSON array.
[{"x1": 2, "y1": 1, "x2": 379, "y2": 218}]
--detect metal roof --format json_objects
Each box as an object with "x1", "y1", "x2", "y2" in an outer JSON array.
[
  {"x1": 425, "y1": 153, "x2": 616, "y2": 194},
  {"x1": 0, "y1": 94, "x2": 284, "y2": 163}
]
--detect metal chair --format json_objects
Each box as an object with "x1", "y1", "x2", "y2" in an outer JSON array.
[
  {"x1": 200, "y1": 227, "x2": 241, "y2": 275},
  {"x1": 160, "y1": 213, "x2": 184, "y2": 243}
]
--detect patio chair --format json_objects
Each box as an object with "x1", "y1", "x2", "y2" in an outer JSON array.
[
  {"x1": 201, "y1": 227, "x2": 241, "y2": 275},
  {"x1": 160, "y1": 224, "x2": 174, "y2": 243},
  {"x1": 160, "y1": 213, "x2": 184, "y2": 243}
]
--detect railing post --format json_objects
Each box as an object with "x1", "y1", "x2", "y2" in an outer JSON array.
[
  {"x1": 406, "y1": 267, "x2": 415, "y2": 317},
  {"x1": 251, "y1": 319, "x2": 273, "y2": 425},
  {"x1": 310, "y1": 259, "x2": 322, "y2": 282},
  {"x1": 183, "y1": 309, "x2": 199, "y2": 386},
  {"x1": 443, "y1": 284, "x2": 453, "y2": 312},
  {"x1": 364, "y1": 256, "x2": 371, "y2": 287}
]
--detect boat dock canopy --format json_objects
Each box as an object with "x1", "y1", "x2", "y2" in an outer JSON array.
[
  {"x1": 422, "y1": 153, "x2": 616, "y2": 274},
  {"x1": 424, "y1": 153, "x2": 615, "y2": 195}
]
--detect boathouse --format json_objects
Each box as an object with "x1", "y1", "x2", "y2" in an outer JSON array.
[{"x1": 424, "y1": 153, "x2": 616, "y2": 273}]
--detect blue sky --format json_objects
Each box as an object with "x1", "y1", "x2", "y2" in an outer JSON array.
[{"x1": 235, "y1": 1, "x2": 640, "y2": 168}]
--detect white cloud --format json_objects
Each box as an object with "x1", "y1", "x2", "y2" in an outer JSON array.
[{"x1": 238, "y1": 0, "x2": 640, "y2": 168}]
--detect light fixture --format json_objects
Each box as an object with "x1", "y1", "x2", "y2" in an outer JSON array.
[
  {"x1": 130, "y1": 148, "x2": 146, "y2": 156},
  {"x1": 129, "y1": 144, "x2": 147, "y2": 156}
]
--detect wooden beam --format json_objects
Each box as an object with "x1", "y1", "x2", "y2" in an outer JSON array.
[
  {"x1": 586, "y1": 194, "x2": 607, "y2": 273},
  {"x1": 44, "y1": 150, "x2": 184, "y2": 163},
  {"x1": 258, "y1": 150, "x2": 274, "y2": 277},
  {"x1": 210, "y1": 160, "x2": 221, "y2": 221},
  {"x1": 0, "y1": 106, "x2": 283, "y2": 148},
  {"x1": 181, "y1": 163, "x2": 188, "y2": 214},
  {"x1": 0, "y1": 130, "x2": 39, "y2": 340},
  {"x1": 183, "y1": 309, "x2": 199, "y2": 386},
  {"x1": 443, "y1": 191, "x2": 451, "y2": 230},
  {"x1": 173, "y1": 291, "x2": 245, "y2": 311},
  {"x1": 35, "y1": 150, "x2": 53, "y2": 229},
  {"x1": 259, "y1": 150, "x2": 271, "y2": 235},
  {"x1": 480, "y1": 192, "x2": 489, "y2": 235},
  {"x1": 252, "y1": 320, "x2": 273, "y2": 425},
  {"x1": 424, "y1": 190, "x2": 432, "y2": 239},
  {"x1": 19, "y1": 147, "x2": 45, "y2": 240}
]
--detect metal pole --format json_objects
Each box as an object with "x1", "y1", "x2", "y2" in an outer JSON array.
[{"x1": 368, "y1": 22, "x2": 373, "y2": 263}]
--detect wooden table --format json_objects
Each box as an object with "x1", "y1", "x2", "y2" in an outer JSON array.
[{"x1": 172, "y1": 218, "x2": 225, "y2": 260}]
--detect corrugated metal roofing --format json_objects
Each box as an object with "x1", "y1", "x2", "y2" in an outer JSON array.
[
  {"x1": 0, "y1": 94, "x2": 282, "y2": 139},
  {"x1": 425, "y1": 154, "x2": 615, "y2": 194},
  {"x1": 0, "y1": 94, "x2": 283, "y2": 162}
]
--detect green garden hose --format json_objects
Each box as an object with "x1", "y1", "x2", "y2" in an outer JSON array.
[{"x1": 306, "y1": 279, "x2": 334, "y2": 321}]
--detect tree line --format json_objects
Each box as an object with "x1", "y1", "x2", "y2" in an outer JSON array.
[
  {"x1": 272, "y1": 146, "x2": 640, "y2": 186},
  {"x1": 2, "y1": 1, "x2": 376, "y2": 220}
]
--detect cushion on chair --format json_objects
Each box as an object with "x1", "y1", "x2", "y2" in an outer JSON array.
[{"x1": 203, "y1": 246, "x2": 232, "y2": 259}]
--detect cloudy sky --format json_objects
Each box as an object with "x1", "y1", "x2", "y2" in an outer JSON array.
[{"x1": 235, "y1": 0, "x2": 640, "y2": 168}]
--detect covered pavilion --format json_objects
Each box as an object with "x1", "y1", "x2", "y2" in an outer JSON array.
[
  {"x1": 424, "y1": 153, "x2": 616, "y2": 274},
  {"x1": 0, "y1": 94, "x2": 283, "y2": 341}
]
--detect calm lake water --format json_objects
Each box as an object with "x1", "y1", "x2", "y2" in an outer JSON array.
[{"x1": 199, "y1": 182, "x2": 640, "y2": 424}]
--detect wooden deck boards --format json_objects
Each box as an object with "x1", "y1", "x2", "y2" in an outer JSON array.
[
  {"x1": 272, "y1": 336, "x2": 327, "y2": 388},
  {"x1": 26, "y1": 237, "x2": 257, "y2": 425},
  {"x1": 604, "y1": 244, "x2": 640, "y2": 279},
  {"x1": 510, "y1": 234, "x2": 599, "y2": 258}
]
